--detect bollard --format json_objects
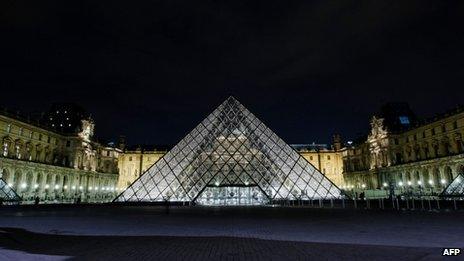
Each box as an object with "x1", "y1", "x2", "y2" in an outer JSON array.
[
  {"x1": 330, "y1": 199, "x2": 334, "y2": 208},
  {"x1": 354, "y1": 199, "x2": 357, "y2": 209},
  {"x1": 421, "y1": 199, "x2": 425, "y2": 210},
  {"x1": 436, "y1": 199, "x2": 440, "y2": 210},
  {"x1": 406, "y1": 199, "x2": 409, "y2": 210},
  {"x1": 454, "y1": 200, "x2": 457, "y2": 210},
  {"x1": 342, "y1": 198, "x2": 345, "y2": 208},
  {"x1": 396, "y1": 198, "x2": 399, "y2": 210},
  {"x1": 428, "y1": 199, "x2": 432, "y2": 211},
  {"x1": 319, "y1": 199, "x2": 323, "y2": 208},
  {"x1": 412, "y1": 198, "x2": 415, "y2": 210}
]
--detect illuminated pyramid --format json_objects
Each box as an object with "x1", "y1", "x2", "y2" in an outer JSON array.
[
  {"x1": 440, "y1": 174, "x2": 464, "y2": 198},
  {"x1": 114, "y1": 97, "x2": 343, "y2": 205},
  {"x1": 0, "y1": 178, "x2": 21, "y2": 202}
]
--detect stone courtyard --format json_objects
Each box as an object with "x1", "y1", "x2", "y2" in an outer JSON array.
[{"x1": 0, "y1": 205, "x2": 463, "y2": 260}]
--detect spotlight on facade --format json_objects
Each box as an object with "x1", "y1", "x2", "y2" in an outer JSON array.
[
  {"x1": 382, "y1": 182, "x2": 388, "y2": 187},
  {"x1": 79, "y1": 186, "x2": 83, "y2": 190},
  {"x1": 428, "y1": 180, "x2": 433, "y2": 185},
  {"x1": 398, "y1": 181, "x2": 403, "y2": 186},
  {"x1": 72, "y1": 186, "x2": 76, "y2": 190},
  {"x1": 64, "y1": 185, "x2": 68, "y2": 190},
  {"x1": 45, "y1": 184, "x2": 50, "y2": 189},
  {"x1": 55, "y1": 184, "x2": 60, "y2": 189},
  {"x1": 407, "y1": 181, "x2": 412, "y2": 186},
  {"x1": 21, "y1": 183, "x2": 27, "y2": 189},
  {"x1": 34, "y1": 184, "x2": 39, "y2": 189},
  {"x1": 89, "y1": 186, "x2": 93, "y2": 190},
  {"x1": 440, "y1": 179, "x2": 446, "y2": 184},
  {"x1": 417, "y1": 181, "x2": 422, "y2": 185},
  {"x1": 215, "y1": 182, "x2": 219, "y2": 186},
  {"x1": 361, "y1": 184, "x2": 366, "y2": 188}
]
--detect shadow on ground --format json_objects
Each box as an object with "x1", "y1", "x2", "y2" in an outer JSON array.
[{"x1": 0, "y1": 227, "x2": 440, "y2": 261}]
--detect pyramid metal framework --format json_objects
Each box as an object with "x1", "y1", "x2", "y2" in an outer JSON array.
[
  {"x1": 115, "y1": 97, "x2": 343, "y2": 205},
  {"x1": 440, "y1": 174, "x2": 464, "y2": 198},
  {"x1": 0, "y1": 178, "x2": 21, "y2": 202}
]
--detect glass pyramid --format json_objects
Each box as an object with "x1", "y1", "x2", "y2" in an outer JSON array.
[
  {"x1": 440, "y1": 174, "x2": 464, "y2": 198},
  {"x1": 115, "y1": 97, "x2": 343, "y2": 205},
  {"x1": 0, "y1": 178, "x2": 21, "y2": 202}
]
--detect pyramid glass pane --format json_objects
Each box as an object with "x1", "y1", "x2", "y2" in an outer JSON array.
[
  {"x1": 114, "y1": 97, "x2": 344, "y2": 205},
  {"x1": 441, "y1": 174, "x2": 464, "y2": 198},
  {"x1": 0, "y1": 178, "x2": 21, "y2": 202}
]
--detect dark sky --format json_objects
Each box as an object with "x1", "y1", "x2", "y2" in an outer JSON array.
[{"x1": 1, "y1": 1, "x2": 463, "y2": 145}]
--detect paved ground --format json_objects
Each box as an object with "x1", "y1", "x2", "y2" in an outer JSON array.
[{"x1": 0, "y1": 205, "x2": 462, "y2": 260}]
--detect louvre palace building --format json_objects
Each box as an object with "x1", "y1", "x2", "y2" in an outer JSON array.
[
  {"x1": 0, "y1": 104, "x2": 120, "y2": 203},
  {"x1": 1, "y1": 100, "x2": 464, "y2": 204}
]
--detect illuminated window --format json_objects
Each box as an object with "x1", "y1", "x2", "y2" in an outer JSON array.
[{"x1": 399, "y1": 116, "x2": 410, "y2": 125}]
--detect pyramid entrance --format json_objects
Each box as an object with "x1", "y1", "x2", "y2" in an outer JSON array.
[{"x1": 114, "y1": 97, "x2": 343, "y2": 206}]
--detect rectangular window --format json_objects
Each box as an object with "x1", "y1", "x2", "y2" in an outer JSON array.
[
  {"x1": 39, "y1": 134, "x2": 43, "y2": 141},
  {"x1": 66, "y1": 140, "x2": 71, "y2": 147},
  {"x1": 327, "y1": 155, "x2": 331, "y2": 160}
]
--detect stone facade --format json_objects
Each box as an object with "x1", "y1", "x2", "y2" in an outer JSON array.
[
  {"x1": 117, "y1": 147, "x2": 166, "y2": 191},
  {"x1": 292, "y1": 140, "x2": 345, "y2": 187},
  {"x1": 343, "y1": 106, "x2": 464, "y2": 196},
  {"x1": 0, "y1": 110, "x2": 119, "y2": 203}
]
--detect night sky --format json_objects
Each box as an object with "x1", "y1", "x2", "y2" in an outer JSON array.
[{"x1": 1, "y1": 1, "x2": 463, "y2": 146}]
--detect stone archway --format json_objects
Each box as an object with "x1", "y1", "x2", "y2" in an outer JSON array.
[
  {"x1": 423, "y1": 169, "x2": 430, "y2": 187},
  {"x1": 14, "y1": 170, "x2": 23, "y2": 192},
  {"x1": 444, "y1": 166, "x2": 453, "y2": 183},
  {"x1": 414, "y1": 171, "x2": 420, "y2": 185},
  {"x1": 432, "y1": 168, "x2": 440, "y2": 187},
  {"x1": 1, "y1": 168, "x2": 10, "y2": 183},
  {"x1": 26, "y1": 171, "x2": 34, "y2": 195}
]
